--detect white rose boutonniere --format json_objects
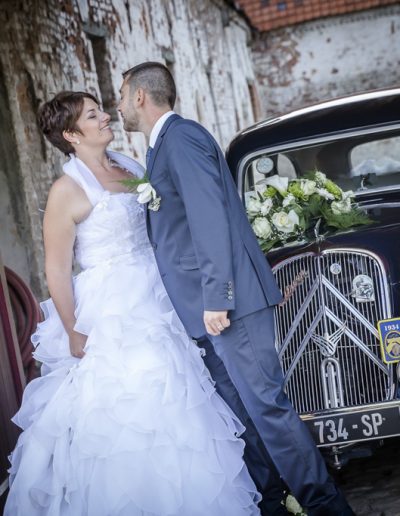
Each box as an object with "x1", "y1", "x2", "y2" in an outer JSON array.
[
  {"x1": 137, "y1": 182, "x2": 162, "y2": 212},
  {"x1": 119, "y1": 174, "x2": 161, "y2": 212}
]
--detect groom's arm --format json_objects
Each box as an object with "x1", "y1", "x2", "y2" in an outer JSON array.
[{"x1": 166, "y1": 122, "x2": 235, "y2": 314}]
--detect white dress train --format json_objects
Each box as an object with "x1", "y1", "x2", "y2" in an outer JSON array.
[{"x1": 4, "y1": 152, "x2": 261, "y2": 516}]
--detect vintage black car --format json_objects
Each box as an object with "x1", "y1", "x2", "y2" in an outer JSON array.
[{"x1": 226, "y1": 88, "x2": 400, "y2": 467}]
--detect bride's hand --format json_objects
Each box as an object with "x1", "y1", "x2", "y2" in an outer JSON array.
[{"x1": 68, "y1": 330, "x2": 87, "y2": 358}]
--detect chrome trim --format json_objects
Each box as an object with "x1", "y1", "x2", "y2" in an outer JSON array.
[
  {"x1": 321, "y1": 357, "x2": 344, "y2": 409},
  {"x1": 356, "y1": 202, "x2": 400, "y2": 209},
  {"x1": 237, "y1": 123, "x2": 400, "y2": 201},
  {"x1": 242, "y1": 89, "x2": 400, "y2": 136},
  {"x1": 301, "y1": 399, "x2": 400, "y2": 420},
  {"x1": 273, "y1": 248, "x2": 394, "y2": 414}
]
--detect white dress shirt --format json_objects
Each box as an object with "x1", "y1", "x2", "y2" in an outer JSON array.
[{"x1": 149, "y1": 111, "x2": 176, "y2": 149}]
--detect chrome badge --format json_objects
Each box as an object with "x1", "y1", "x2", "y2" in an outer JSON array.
[
  {"x1": 311, "y1": 324, "x2": 346, "y2": 357},
  {"x1": 330, "y1": 263, "x2": 342, "y2": 275},
  {"x1": 352, "y1": 274, "x2": 375, "y2": 303}
]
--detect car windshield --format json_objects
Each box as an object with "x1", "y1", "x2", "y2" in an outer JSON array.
[{"x1": 244, "y1": 132, "x2": 400, "y2": 198}]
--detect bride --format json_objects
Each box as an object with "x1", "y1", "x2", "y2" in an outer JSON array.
[{"x1": 4, "y1": 91, "x2": 261, "y2": 515}]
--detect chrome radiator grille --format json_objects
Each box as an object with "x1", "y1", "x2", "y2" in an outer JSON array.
[{"x1": 273, "y1": 249, "x2": 394, "y2": 414}]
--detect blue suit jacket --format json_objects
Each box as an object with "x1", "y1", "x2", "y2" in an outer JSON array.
[{"x1": 146, "y1": 114, "x2": 283, "y2": 338}]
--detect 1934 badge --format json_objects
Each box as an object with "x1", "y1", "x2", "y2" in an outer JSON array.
[{"x1": 377, "y1": 317, "x2": 400, "y2": 364}]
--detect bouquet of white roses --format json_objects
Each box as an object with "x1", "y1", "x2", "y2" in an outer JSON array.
[{"x1": 247, "y1": 171, "x2": 371, "y2": 252}]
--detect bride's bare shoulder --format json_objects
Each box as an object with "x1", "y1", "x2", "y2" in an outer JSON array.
[
  {"x1": 45, "y1": 175, "x2": 90, "y2": 222},
  {"x1": 47, "y1": 174, "x2": 86, "y2": 205},
  {"x1": 49, "y1": 174, "x2": 81, "y2": 196}
]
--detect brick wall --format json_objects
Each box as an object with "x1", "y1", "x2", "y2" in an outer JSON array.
[{"x1": 0, "y1": 0, "x2": 256, "y2": 296}]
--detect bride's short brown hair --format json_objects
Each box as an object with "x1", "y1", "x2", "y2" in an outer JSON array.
[{"x1": 38, "y1": 91, "x2": 100, "y2": 155}]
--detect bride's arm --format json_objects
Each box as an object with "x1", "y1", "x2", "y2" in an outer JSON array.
[{"x1": 43, "y1": 177, "x2": 88, "y2": 358}]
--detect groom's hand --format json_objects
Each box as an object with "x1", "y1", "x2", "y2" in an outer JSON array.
[{"x1": 204, "y1": 311, "x2": 230, "y2": 336}]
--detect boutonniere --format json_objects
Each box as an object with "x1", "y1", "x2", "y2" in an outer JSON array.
[
  {"x1": 120, "y1": 175, "x2": 161, "y2": 212},
  {"x1": 137, "y1": 182, "x2": 161, "y2": 212}
]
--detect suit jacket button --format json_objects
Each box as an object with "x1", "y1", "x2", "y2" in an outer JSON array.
[
  {"x1": 228, "y1": 281, "x2": 233, "y2": 287},
  {"x1": 152, "y1": 243, "x2": 157, "y2": 250},
  {"x1": 228, "y1": 295, "x2": 233, "y2": 300}
]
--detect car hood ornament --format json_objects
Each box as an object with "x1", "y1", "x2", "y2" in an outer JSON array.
[
  {"x1": 314, "y1": 218, "x2": 325, "y2": 244},
  {"x1": 352, "y1": 274, "x2": 375, "y2": 302},
  {"x1": 311, "y1": 324, "x2": 346, "y2": 357}
]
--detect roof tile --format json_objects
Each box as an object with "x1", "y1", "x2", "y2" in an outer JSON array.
[{"x1": 237, "y1": 0, "x2": 399, "y2": 31}]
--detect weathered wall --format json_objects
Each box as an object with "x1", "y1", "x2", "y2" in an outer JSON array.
[
  {"x1": 2, "y1": 0, "x2": 397, "y2": 298},
  {"x1": 252, "y1": 5, "x2": 400, "y2": 118},
  {"x1": 0, "y1": 0, "x2": 256, "y2": 296}
]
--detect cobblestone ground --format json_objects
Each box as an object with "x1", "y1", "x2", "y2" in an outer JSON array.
[{"x1": 332, "y1": 438, "x2": 400, "y2": 516}]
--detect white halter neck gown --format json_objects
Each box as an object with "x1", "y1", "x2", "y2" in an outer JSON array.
[{"x1": 5, "y1": 152, "x2": 261, "y2": 516}]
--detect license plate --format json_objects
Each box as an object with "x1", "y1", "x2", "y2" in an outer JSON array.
[{"x1": 302, "y1": 404, "x2": 400, "y2": 447}]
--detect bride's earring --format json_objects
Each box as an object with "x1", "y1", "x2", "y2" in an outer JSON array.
[{"x1": 76, "y1": 139, "x2": 80, "y2": 145}]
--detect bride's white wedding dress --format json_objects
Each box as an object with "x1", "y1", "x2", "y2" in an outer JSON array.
[{"x1": 5, "y1": 152, "x2": 261, "y2": 516}]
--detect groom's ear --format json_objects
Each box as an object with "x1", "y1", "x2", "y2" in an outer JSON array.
[{"x1": 135, "y1": 88, "x2": 145, "y2": 107}]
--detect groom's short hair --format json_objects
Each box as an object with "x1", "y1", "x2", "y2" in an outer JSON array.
[{"x1": 122, "y1": 62, "x2": 176, "y2": 109}]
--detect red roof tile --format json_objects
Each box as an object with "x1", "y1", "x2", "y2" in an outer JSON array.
[{"x1": 236, "y1": 0, "x2": 399, "y2": 32}]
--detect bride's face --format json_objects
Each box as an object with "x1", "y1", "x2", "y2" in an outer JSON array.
[{"x1": 70, "y1": 98, "x2": 114, "y2": 148}]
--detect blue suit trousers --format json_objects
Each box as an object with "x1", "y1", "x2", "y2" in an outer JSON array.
[{"x1": 202, "y1": 308, "x2": 351, "y2": 515}]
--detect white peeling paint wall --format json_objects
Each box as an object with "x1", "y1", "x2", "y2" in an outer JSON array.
[
  {"x1": 0, "y1": 0, "x2": 255, "y2": 295},
  {"x1": 252, "y1": 5, "x2": 400, "y2": 117}
]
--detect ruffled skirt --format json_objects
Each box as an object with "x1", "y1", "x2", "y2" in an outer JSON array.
[{"x1": 5, "y1": 254, "x2": 261, "y2": 515}]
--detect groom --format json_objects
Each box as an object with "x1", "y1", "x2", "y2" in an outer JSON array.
[{"x1": 118, "y1": 62, "x2": 353, "y2": 516}]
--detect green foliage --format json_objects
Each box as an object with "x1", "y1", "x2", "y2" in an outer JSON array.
[
  {"x1": 302, "y1": 193, "x2": 324, "y2": 221},
  {"x1": 321, "y1": 204, "x2": 372, "y2": 229},
  {"x1": 119, "y1": 175, "x2": 149, "y2": 191}
]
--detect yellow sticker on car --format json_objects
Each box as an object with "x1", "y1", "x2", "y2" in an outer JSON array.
[{"x1": 377, "y1": 317, "x2": 400, "y2": 364}]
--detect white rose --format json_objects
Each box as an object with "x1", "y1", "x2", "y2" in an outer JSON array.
[
  {"x1": 316, "y1": 188, "x2": 335, "y2": 200},
  {"x1": 137, "y1": 183, "x2": 156, "y2": 204},
  {"x1": 342, "y1": 190, "x2": 355, "y2": 201},
  {"x1": 260, "y1": 198, "x2": 273, "y2": 215},
  {"x1": 247, "y1": 197, "x2": 262, "y2": 216},
  {"x1": 331, "y1": 198, "x2": 352, "y2": 215},
  {"x1": 263, "y1": 175, "x2": 289, "y2": 195},
  {"x1": 272, "y1": 210, "x2": 299, "y2": 234},
  {"x1": 282, "y1": 193, "x2": 296, "y2": 207},
  {"x1": 285, "y1": 494, "x2": 304, "y2": 515},
  {"x1": 315, "y1": 171, "x2": 327, "y2": 184},
  {"x1": 252, "y1": 217, "x2": 272, "y2": 239},
  {"x1": 300, "y1": 179, "x2": 316, "y2": 196}
]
